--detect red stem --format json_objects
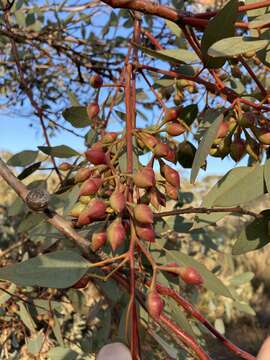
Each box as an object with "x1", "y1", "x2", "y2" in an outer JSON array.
[{"x1": 155, "y1": 283, "x2": 256, "y2": 360}]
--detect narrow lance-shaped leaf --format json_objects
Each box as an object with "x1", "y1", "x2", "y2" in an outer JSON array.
[
  {"x1": 201, "y1": 0, "x2": 238, "y2": 68},
  {"x1": 191, "y1": 111, "x2": 224, "y2": 184},
  {"x1": 0, "y1": 250, "x2": 89, "y2": 288},
  {"x1": 137, "y1": 45, "x2": 198, "y2": 64},
  {"x1": 38, "y1": 145, "x2": 79, "y2": 158},
  {"x1": 7, "y1": 150, "x2": 38, "y2": 167},
  {"x1": 208, "y1": 37, "x2": 269, "y2": 58}
]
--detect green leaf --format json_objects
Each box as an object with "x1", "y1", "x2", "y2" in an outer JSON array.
[
  {"x1": 18, "y1": 162, "x2": 41, "y2": 180},
  {"x1": 233, "y1": 301, "x2": 256, "y2": 316},
  {"x1": 27, "y1": 332, "x2": 45, "y2": 355},
  {"x1": 67, "y1": 91, "x2": 81, "y2": 107},
  {"x1": 263, "y1": 158, "x2": 270, "y2": 193},
  {"x1": 7, "y1": 150, "x2": 38, "y2": 167},
  {"x1": 213, "y1": 165, "x2": 264, "y2": 207},
  {"x1": 18, "y1": 302, "x2": 36, "y2": 333},
  {"x1": 0, "y1": 250, "x2": 89, "y2": 288},
  {"x1": 62, "y1": 106, "x2": 90, "y2": 128},
  {"x1": 165, "y1": 19, "x2": 182, "y2": 38},
  {"x1": 230, "y1": 272, "x2": 254, "y2": 286},
  {"x1": 17, "y1": 213, "x2": 45, "y2": 233},
  {"x1": 0, "y1": 284, "x2": 16, "y2": 305},
  {"x1": 201, "y1": 0, "x2": 238, "y2": 68},
  {"x1": 208, "y1": 36, "x2": 269, "y2": 58},
  {"x1": 167, "y1": 298, "x2": 195, "y2": 338},
  {"x1": 38, "y1": 145, "x2": 79, "y2": 158},
  {"x1": 191, "y1": 111, "x2": 224, "y2": 183},
  {"x1": 232, "y1": 210, "x2": 270, "y2": 255},
  {"x1": 48, "y1": 347, "x2": 79, "y2": 360},
  {"x1": 249, "y1": 13, "x2": 270, "y2": 28},
  {"x1": 158, "y1": 247, "x2": 232, "y2": 298},
  {"x1": 138, "y1": 45, "x2": 198, "y2": 64},
  {"x1": 181, "y1": 104, "x2": 198, "y2": 126}
]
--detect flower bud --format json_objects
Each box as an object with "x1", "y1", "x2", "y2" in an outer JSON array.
[
  {"x1": 110, "y1": 191, "x2": 126, "y2": 213},
  {"x1": 165, "y1": 182, "x2": 178, "y2": 200},
  {"x1": 216, "y1": 121, "x2": 229, "y2": 138},
  {"x1": 164, "y1": 107, "x2": 181, "y2": 123},
  {"x1": 107, "y1": 217, "x2": 126, "y2": 251},
  {"x1": 134, "y1": 204, "x2": 153, "y2": 224},
  {"x1": 140, "y1": 132, "x2": 158, "y2": 149},
  {"x1": 146, "y1": 290, "x2": 164, "y2": 320},
  {"x1": 59, "y1": 162, "x2": 73, "y2": 171},
  {"x1": 85, "y1": 148, "x2": 107, "y2": 165},
  {"x1": 101, "y1": 132, "x2": 118, "y2": 144},
  {"x1": 166, "y1": 122, "x2": 186, "y2": 136},
  {"x1": 165, "y1": 148, "x2": 177, "y2": 163},
  {"x1": 150, "y1": 188, "x2": 166, "y2": 210},
  {"x1": 69, "y1": 203, "x2": 86, "y2": 218},
  {"x1": 153, "y1": 142, "x2": 170, "y2": 158},
  {"x1": 133, "y1": 167, "x2": 155, "y2": 188},
  {"x1": 87, "y1": 102, "x2": 100, "y2": 119},
  {"x1": 79, "y1": 177, "x2": 102, "y2": 196},
  {"x1": 75, "y1": 167, "x2": 92, "y2": 183},
  {"x1": 178, "y1": 266, "x2": 203, "y2": 286},
  {"x1": 77, "y1": 199, "x2": 107, "y2": 225},
  {"x1": 230, "y1": 139, "x2": 246, "y2": 162},
  {"x1": 160, "y1": 163, "x2": 180, "y2": 188},
  {"x1": 79, "y1": 196, "x2": 92, "y2": 205},
  {"x1": 90, "y1": 74, "x2": 103, "y2": 88},
  {"x1": 135, "y1": 223, "x2": 155, "y2": 242},
  {"x1": 91, "y1": 231, "x2": 107, "y2": 252}
]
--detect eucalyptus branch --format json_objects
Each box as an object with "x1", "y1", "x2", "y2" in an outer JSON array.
[{"x1": 154, "y1": 206, "x2": 260, "y2": 219}]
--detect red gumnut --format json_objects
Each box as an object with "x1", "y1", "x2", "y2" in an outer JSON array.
[
  {"x1": 110, "y1": 191, "x2": 126, "y2": 213},
  {"x1": 165, "y1": 182, "x2": 179, "y2": 200},
  {"x1": 85, "y1": 148, "x2": 107, "y2": 165},
  {"x1": 230, "y1": 138, "x2": 246, "y2": 162},
  {"x1": 101, "y1": 132, "x2": 118, "y2": 144},
  {"x1": 133, "y1": 166, "x2": 155, "y2": 189},
  {"x1": 75, "y1": 167, "x2": 92, "y2": 183},
  {"x1": 164, "y1": 107, "x2": 181, "y2": 123},
  {"x1": 216, "y1": 121, "x2": 229, "y2": 138},
  {"x1": 161, "y1": 163, "x2": 180, "y2": 188},
  {"x1": 59, "y1": 162, "x2": 73, "y2": 171},
  {"x1": 166, "y1": 122, "x2": 186, "y2": 136},
  {"x1": 146, "y1": 289, "x2": 165, "y2": 320},
  {"x1": 153, "y1": 142, "x2": 170, "y2": 158},
  {"x1": 134, "y1": 204, "x2": 153, "y2": 224},
  {"x1": 79, "y1": 177, "x2": 102, "y2": 196},
  {"x1": 165, "y1": 148, "x2": 177, "y2": 163},
  {"x1": 107, "y1": 217, "x2": 126, "y2": 251},
  {"x1": 140, "y1": 132, "x2": 159, "y2": 149},
  {"x1": 90, "y1": 74, "x2": 103, "y2": 88},
  {"x1": 178, "y1": 266, "x2": 203, "y2": 286},
  {"x1": 91, "y1": 231, "x2": 107, "y2": 252},
  {"x1": 77, "y1": 199, "x2": 107, "y2": 225},
  {"x1": 150, "y1": 188, "x2": 166, "y2": 210},
  {"x1": 135, "y1": 223, "x2": 155, "y2": 243},
  {"x1": 71, "y1": 275, "x2": 90, "y2": 289},
  {"x1": 87, "y1": 102, "x2": 100, "y2": 119}
]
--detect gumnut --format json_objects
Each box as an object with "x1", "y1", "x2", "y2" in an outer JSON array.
[
  {"x1": 230, "y1": 138, "x2": 246, "y2": 162},
  {"x1": 85, "y1": 148, "x2": 107, "y2": 165},
  {"x1": 135, "y1": 223, "x2": 155, "y2": 242},
  {"x1": 216, "y1": 121, "x2": 229, "y2": 138},
  {"x1": 146, "y1": 289, "x2": 165, "y2": 320},
  {"x1": 59, "y1": 162, "x2": 73, "y2": 171},
  {"x1": 165, "y1": 148, "x2": 177, "y2": 163},
  {"x1": 165, "y1": 182, "x2": 178, "y2": 201},
  {"x1": 101, "y1": 132, "x2": 118, "y2": 144},
  {"x1": 79, "y1": 177, "x2": 102, "y2": 196},
  {"x1": 91, "y1": 231, "x2": 107, "y2": 252},
  {"x1": 75, "y1": 167, "x2": 92, "y2": 183},
  {"x1": 79, "y1": 196, "x2": 92, "y2": 205},
  {"x1": 69, "y1": 203, "x2": 86, "y2": 218},
  {"x1": 139, "y1": 132, "x2": 158, "y2": 149},
  {"x1": 166, "y1": 122, "x2": 186, "y2": 136},
  {"x1": 150, "y1": 188, "x2": 166, "y2": 210},
  {"x1": 153, "y1": 142, "x2": 170, "y2": 158},
  {"x1": 77, "y1": 199, "x2": 107, "y2": 225},
  {"x1": 91, "y1": 141, "x2": 104, "y2": 151},
  {"x1": 133, "y1": 166, "x2": 155, "y2": 188},
  {"x1": 164, "y1": 107, "x2": 182, "y2": 123},
  {"x1": 96, "y1": 343, "x2": 132, "y2": 360},
  {"x1": 107, "y1": 217, "x2": 126, "y2": 251},
  {"x1": 110, "y1": 190, "x2": 126, "y2": 213},
  {"x1": 87, "y1": 102, "x2": 100, "y2": 119},
  {"x1": 177, "y1": 141, "x2": 196, "y2": 168},
  {"x1": 134, "y1": 204, "x2": 153, "y2": 224},
  {"x1": 160, "y1": 163, "x2": 180, "y2": 188},
  {"x1": 252, "y1": 126, "x2": 270, "y2": 145},
  {"x1": 178, "y1": 266, "x2": 203, "y2": 286},
  {"x1": 71, "y1": 275, "x2": 90, "y2": 289},
  {"x1": 90, "y1": 74, "x2": 103, "y2": 88}
]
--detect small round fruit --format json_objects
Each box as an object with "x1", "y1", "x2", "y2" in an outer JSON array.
[
  {"x1": 134, "y1": 204, "x2": 153, "y2": 224},
  {"x1": 179, "y1": 266, "x2": 203, "y2": 286},
  {"x1": 91, "y1": 231, "x2": 107, "y2": 252},
  {"x1": 146, "y1": 290, "x2": 164, "y2": 320},
  {"x1": 85, "y1": 148, "x2": 107, "y2": 165}
]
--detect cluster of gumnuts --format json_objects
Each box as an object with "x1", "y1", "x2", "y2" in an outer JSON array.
[
  {"x1": 58, "y1": 74, "x2": 204, "y2": 317},
  {"x1": 208, "y1": 110, "x2": 270, "y2": 163}
]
